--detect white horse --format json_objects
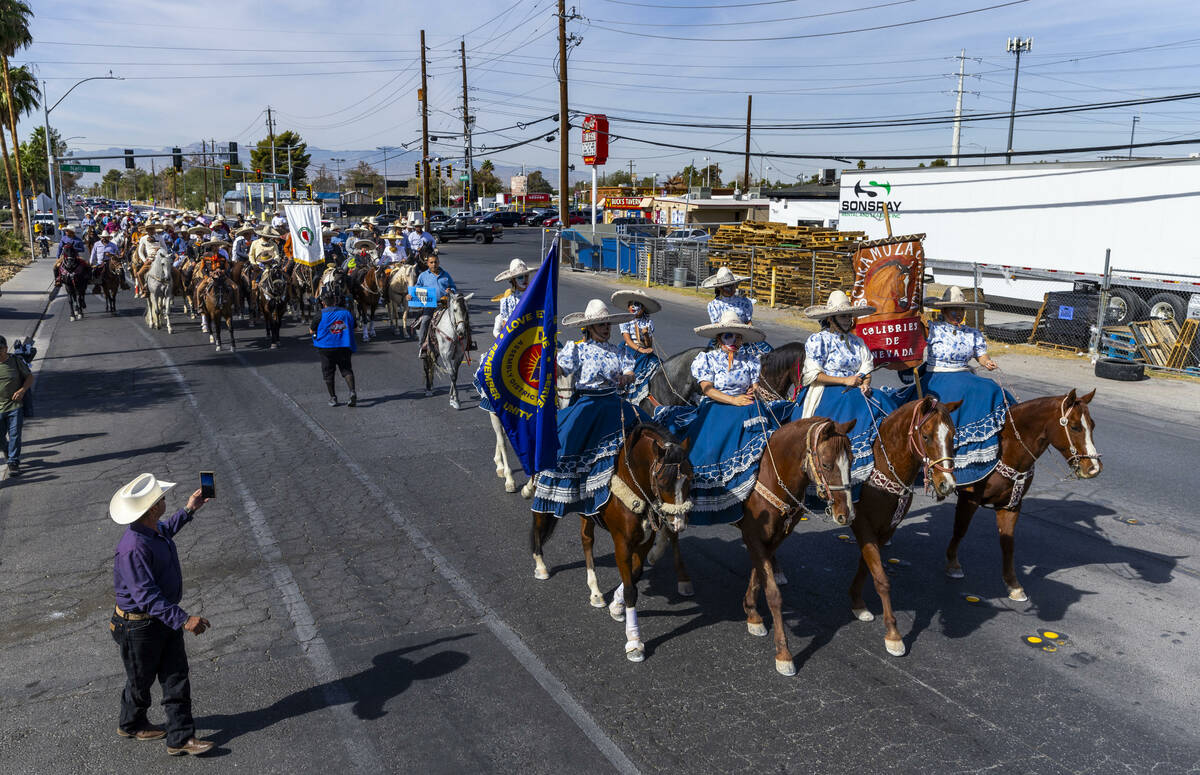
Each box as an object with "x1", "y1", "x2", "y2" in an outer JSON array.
[
  {"x1": 386, "y1": 263, "x2": 419, "y2": 337},
  {"x1": 144, "y1": 247, "x2": 173, "y2": 334},
  {"x1": 422, "y1": 290, "x2": 474, "y2": 409}
]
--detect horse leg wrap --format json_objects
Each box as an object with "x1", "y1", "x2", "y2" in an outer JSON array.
[
  {"x1": 609, "y1": 583, "x2": 626, "y2": 621},
  {"x1": 624, "y1": 607, "x2": 644, "y2": 662},
  {"x1": 586, "y1": 568, "x2": 605, "y2": 608}
]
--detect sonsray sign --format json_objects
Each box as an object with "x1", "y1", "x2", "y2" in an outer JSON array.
[{"x1": 841, "y1": 179, "x2": 902, "y2": 217}]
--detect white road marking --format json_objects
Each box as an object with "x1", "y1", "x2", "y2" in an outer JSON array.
[
  {"x1": 134, "y1": 325, "x2": 385, "y2": 773},
  {"x1": 236, "y1": 353, "x2": 642, "y2": 775}
]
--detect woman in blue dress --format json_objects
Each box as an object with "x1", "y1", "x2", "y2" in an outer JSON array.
[
  {"x1": 655, "y1": 310, "x2": 792, "y2": 524},
  {"x1": 531, "y1": 299, "x2": 648, "y2": 519},
  {"x1": 476, "y1": 258, "x2": 537, "y2": 414},
  {"x1": 908, "y1": 286, "x2": 1012, "y2": 484},
  {"x1": 795, "y1": 289, "x2": 897, "y2": 486},
  {"x1": 611, "y1": 289, "x2": 661, "y2": 406},
  {"x1": 701, "y1": 266, "x2": 773, "y2": 356}
]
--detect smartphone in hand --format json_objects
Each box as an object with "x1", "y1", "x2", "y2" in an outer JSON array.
[{"x1": 200, "y1": 471, "x2": 216, "y2": 499}]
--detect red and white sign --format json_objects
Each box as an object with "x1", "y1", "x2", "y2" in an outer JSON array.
[
  {"x1": 605, "y1": 197, "x2": 644, "y2": 209},
  {"x1": 521, "y1": 193, "x2": 552, "y2": 203},
  {"x1": 581, "y1": 114, "x2": 609, "y2": 166},
  {"x1": 851, "y1": 234, "x2": 927, "y2": 368}
]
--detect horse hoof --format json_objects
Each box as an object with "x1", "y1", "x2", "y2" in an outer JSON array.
[
  {"x1": 270, "y1": 343, "x2": 278, "y2": 349},
  {"x1": 625, "y1": 642, "x2": 645, "y2": 662},
  {"x1": 885, "y1": 638, "x2": 907, "y2": 657},
  {"x1": 533, "y1": 568, "x2": 550, "y2": 580},
  {"x1": 449, "y1": 399, "x2": 461, "y2": 410},
  {"x1": 747, "y1": 621, "x2": 767, "y2": 637},
  {"x1": 677, "y1": 581, "x2": 695, "y2": 597},
  {"x1": 504, "y1": 480, "x2": 518, "y2": 493},
  {"x1": 773, "y1": 571, "x2": 789, "y2": 586},
  {"x1": 214, "y1": 345, "x2": 221, "y2": 352},
  {"x1": 1008, "y1": 587, "x2": 1028, "y2": 602},
  {"x1": 495, "y1": 467, "x2": 506, "y2": 479},
  {"x1": 589, "y1": 592, "x2": 606, "y2": 608},
  {"x1": 852, "y1": 607, "x2": 875, "y2": 622},
  {"x1": 521, "y1": 481, "x2": 535, "y2": 499},
  {"x1": 945, "y1": 565, "x2": 965, "y2": 579},
  {"x1": 609, "y1": 601, "x2": 626, "y2": 622},
  {"x1": 775, "y1": 658, "x2": 797, "y2": 676}
]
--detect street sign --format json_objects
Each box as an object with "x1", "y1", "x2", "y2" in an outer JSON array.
[
  {"x1": 459, "y1": 175, "x2": 469, "y2": 181},
  {"x1": 264, "y1": 176, "x2": 287, "y2": 185},
  {"x1": 60, "y1": 163, "x2": 100, "y2": 173}
]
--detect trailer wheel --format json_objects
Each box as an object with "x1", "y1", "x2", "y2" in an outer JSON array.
[
  {"x1": 1104, "y1": 288, "x2": 1147, "y2": 326},
  {"x1": 1095, "y1": 357, "x2": 1145, "y2": 381},
  {"x1": 1145, "y1": 292, "x2": 1185, "y2": 323},
  {"x1": 474, "y1": 233, "x2": 486, "y2": 243}
]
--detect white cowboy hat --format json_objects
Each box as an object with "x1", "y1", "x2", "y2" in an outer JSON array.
[
  {"x1": 353, "y1": 238, "x2": 377, "y2": 251},
  {"x1": 693, "y1": 309, "x2": 765, "y2": 343},
  {"x1": 804, "y1": 289, "x2": 876, "y2": 320},
  {"x1": 924, "y1": 285, "x2": 988, "y2": 310},
  {"x1": 383, "y1": 228, "x2": 405, "y2": 240},
  {"x1": 610, "y1": 289, "x2": 662, "y2": 315},
  {"x1": 187, "y1": 225, "x2": 211, "y2": 236},
  {"x1": 234, "y1": 225, "x2": 256, "y2": 237},
  {"x1": 109, "y1": 473, "x2": 176, "y2": 525},
  {"x1": 561, "y1": 299, "x2": 636, "y2": 328},
  {"x1": 700, "y1": 266, "x2": 750, "y2": 289},
  {"x1": 257, "y1": 225, "x2": 284, "y2": 240},
  {"x1": 62, "y1": 225, "x2": 76, "y2": 233},
  {"x1": 494, "y1": 258, "x2": 537, "y2": 283}
]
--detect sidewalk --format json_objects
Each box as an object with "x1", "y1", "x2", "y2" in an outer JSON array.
[{"x1": 0, "y1": 248, "x2": 56, "y2": 351}]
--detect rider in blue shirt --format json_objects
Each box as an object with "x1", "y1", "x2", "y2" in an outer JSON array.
[
  {"x1": 411, "y1": 255, "x2": 457, "y2": 356},
  {"x1": 310, "y1": 291, "x2": 358, "y2": 407}
]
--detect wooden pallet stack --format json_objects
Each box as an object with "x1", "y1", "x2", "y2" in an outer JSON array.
[{"x1": 707, "y1": 221, "x2": 864, "y2": 307}]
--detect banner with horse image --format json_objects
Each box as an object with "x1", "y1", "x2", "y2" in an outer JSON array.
[
  {"x1": 284, "y1": 204, "x2": 324, "y2": 267},
  {"x1": 850, "y1": 233, "x2": 927, "y2": 369},
  {"x1": 476, "y1": 243, "x2": 560, "y2": 475}
]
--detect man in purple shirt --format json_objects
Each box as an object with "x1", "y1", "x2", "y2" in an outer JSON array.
[{"x1": 110, "y1": 473, "x2": 214, "y2": 756}]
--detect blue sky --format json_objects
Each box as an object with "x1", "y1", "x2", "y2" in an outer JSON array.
[{"x1": 16, "y1": 0, "x2": 1200, "y2": 182}]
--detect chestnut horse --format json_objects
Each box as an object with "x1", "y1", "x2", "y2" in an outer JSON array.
[
  {"x1": 352, "y1": 267, "x2": 385, "y2": 342},
  {"x1": 96, "y1": 256, "x2": 125, "y2": 314},
  {"x1": 199, "y1": 276, "x2": 237, "y2": 352},
  {"x1": 255, "y1": 262, "x2": 289, "y2": 349},
  {"x1": 848, "y1": 396, "x2": 961, "y2": 656},
  {"x1": 529, "y1": 422, "x2": 694, "y2": 662},
  {"x1": 945, "y1": 389, "x2": 1101, "y2": 601},
  {"x1": 739, "y1": 417, "x2": 857, "y2": 675}
]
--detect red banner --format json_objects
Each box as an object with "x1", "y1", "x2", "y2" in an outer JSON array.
[
  {"x1": 851, "y1": 234, "x2": 927, "y2": 369},
  {"x1": 582, "y1": 114, "x2": 609, "y2": 166}
]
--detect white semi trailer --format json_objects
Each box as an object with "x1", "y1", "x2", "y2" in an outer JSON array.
[{"x1": 838, "y1": 158, "x2": 1200, "y2": 324}]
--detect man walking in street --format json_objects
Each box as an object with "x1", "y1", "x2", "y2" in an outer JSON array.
[
  {"x1": 0, "y1": 335, "x2": 33, "y2": 479},
  {"x1": 110, "y1": 474, "x2": 215, "y2": 756},
  {"x1": 310, "y1": 290, "x2": 358, "y2": 406}
]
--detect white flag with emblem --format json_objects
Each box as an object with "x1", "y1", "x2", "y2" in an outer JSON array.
[{"x1": 284, "y1": 204, "x2": 324, "y2": 267}]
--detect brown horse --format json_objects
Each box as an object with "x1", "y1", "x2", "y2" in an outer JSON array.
[
  {"x1": 199, "y1": 276, "x2": 237, "y2": 352},
  {"x1": 96, "y1": 256, "x2": 125, "y2": 314},
  {"x1": 945, "y1": 389, "x2": 1101, "y2": 601},
  {"x1": 530, "y1": 422, "x2": 694, "y2": 662},
  {"x1": 228, "y1": 261, "x2": 258, "y2": 326},
  {"x1": 739, "y1": 417, "x2": 857, "y2": 675},
  {"x1": 255, "y1": 262, "x2": 290, "y2": 349},
  {"x1": 848, "y1": 396, "x2": 961, "y2": 656},
  {"x1": 351, "y1": 267, "x2": 385, "y2": 341}
]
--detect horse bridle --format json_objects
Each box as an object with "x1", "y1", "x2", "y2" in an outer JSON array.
[
  {"x1": 908, "y1": 399, "x2": 954, "y2": 487},
  {"x1": 1058, "y1": 395, "x2": 1102, "y2": 473},
  {"x1": 802, "y1": 419, "x2": 854, "y2": 504}
]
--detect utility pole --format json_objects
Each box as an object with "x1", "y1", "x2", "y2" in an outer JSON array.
[
  {"x1": 950, "y1": 49, "x2": 966, "y2": 166},
  {"x1": 460, "y1": 40, "x2": 473, "y2": 212},
  {"x1": 557, "y1": 0, "x2": 570, "y2": 228},
  {"x1": 628, "y1": 159, "x2": 634, "y2": 191},
  {"x1": 743, "y1": 94, "x2": 752, "y2": 191},
  {"x1": 1005, "y1": 37, "x2": 1032, "y2": 165},
  {"x1": 202, "y1": 140, "x2": 209, "y2": 209},
  {"x1": 1128, "y1": 116, "x2": 1140, "y2": 159},
  {"x1": 420, "y1": 29, "x2": 431, "y2": 221},
  {"x1": 266, "y1": 106, "x2": 277, "y2": 209},
  {"x1": 150, "y1": 157, "x2": 156, "y2": 206}
]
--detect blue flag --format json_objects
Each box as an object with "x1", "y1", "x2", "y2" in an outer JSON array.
[{"x1": 475, "y1": 243, "x2": 560, "y2": 475}]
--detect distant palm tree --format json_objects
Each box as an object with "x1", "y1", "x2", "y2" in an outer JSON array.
[{"x1": 0, "y1": 0, "x2": 33, "y2": 234}]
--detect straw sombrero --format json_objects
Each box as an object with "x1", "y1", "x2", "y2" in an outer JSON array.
[
  {"x1": 700, "y1": 266, "x2": 749, "y2": 289},
  {"x1": 494, "y1": 258, "x2": 537, "y2": 283},
  {"x1": 202, "y1": 239, "x2": 231, "y2": 251},
  {"x1": 353, "y1": 238, "x2": 377, "y2": 251},
  {"x1": 187, "y1": 225, "x2": 211, "y2": 237},
  {"x1": 693, "y1": 309, "x2": 764, "y2": 343},
  {"x1": 924, "y1": 285, "x2": 988, "y2": 310},
  {"x1": 109, "y1": 473, "x2": 176, "y2": 525},
  {"x1": 561, "y1": 299, "x2": 636, "y2": 328},
  {"x1": 804, "y1": 289, "x2": 875, "y2": 320},
  {"x1": 610, "y1": 289, "x2": 661, "y2": 315},
  {"x1": 234, "y1": 225, "x2": 256, "y2": 237},
  {"x1": 257, "y1": 225, "x2": 284, "y2": 240}
]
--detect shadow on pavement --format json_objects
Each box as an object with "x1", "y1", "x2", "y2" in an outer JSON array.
[{"x1": 197, "y1": 634, "x2": 473, "y2": 750}]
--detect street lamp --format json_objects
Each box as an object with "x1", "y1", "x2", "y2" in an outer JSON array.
[
  {"x1": 376, "y1": 146, "x2": 395, "y2": 214},
  {"x1": 331, "y1": 157, "x2": 346, "y2": 221},
  {"x1": 703, "y1": 156, "x2": 710, "y2": 188},
  {"x1": 1004, "y1": 36, "x2": 1032, "y2": 165},
  {"x1": 1128, "y1": 116, "x2": 1140, "y2": 159},
  {"x1": 41, "y1": 73, "x2": 123, "y2": 226}
]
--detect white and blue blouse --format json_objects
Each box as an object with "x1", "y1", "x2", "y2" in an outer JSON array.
[
  {"x1": 493, "y1": 290, "x2": 523, "y2": 338},
  {"x1": 707, "y1": 294, "x2": 754, "y2": 324},
  {"x1": 691, "y1": 349, "x2": 761, "y2": 395},
  {"x1": 803, "y1": 329, "x2": 872, "y2": 382},
  {"x1": 926, "y1": 320, "x2": 987, "y2": 371},
  {"x1": 558, "y1": 339, "x2": 635, "y2": 389},
  {"x1": 619, "y1": 317, "x2": 654, "y2": 345}
]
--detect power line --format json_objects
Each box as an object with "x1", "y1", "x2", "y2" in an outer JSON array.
[
  {"x1": 585, "y1": 0, "x2": 1029, "y2": 42},
  {"x1": 589, "y1": 0, "x2": 916, "y2": 27}
]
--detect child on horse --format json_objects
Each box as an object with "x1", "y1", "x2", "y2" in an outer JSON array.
[{"x1": 612, "y1": 289, "x2": 662, "y2": 407}]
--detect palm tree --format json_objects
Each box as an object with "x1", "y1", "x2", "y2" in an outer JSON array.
[
  {"x1": 1, "y1": 65, "x2": 38, "y2": 195},
  {"x1": 0, "y1": 0, "x2": 33, "y2": 234}
]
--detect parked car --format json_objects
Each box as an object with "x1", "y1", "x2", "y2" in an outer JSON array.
[
  {"x1": 428, "y1": 212, "x2": 450, "y2": 225},
  {"x1": 32, "y1": 212, "x2": 56, "y2": 237},
  {"x1": 478, "y1": 210, "x2": 523, "y2": 228},
  {"x1": 430, "y1": 216, "x2": 502, "y2": 243},
  {"x1": 544, "y1": 210, "x2": 587, "y2": 227},
  {"x1": 525, "y1": 209, "x2": 558, "y2": 227},
  {"x1": 665, "y1": 228, "x2": 710, "y2": 244}
]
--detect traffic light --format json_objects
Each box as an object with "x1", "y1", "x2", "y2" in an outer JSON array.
[
  {"x1": 124, "y1": 149, "x2": 134, "y2": 169},
  {"x1": 435, "y1": 164, "x2": 442, "y2": 179},
  {"x1": 304, "y1": 184, "x2": 313, "y2": 200},
  {"x1": 172, "y1": 147, "x2": 182, "y2": 171},
  {"x1": 414, "y1": 162, "x2": 420, "y2": 178},
  {"x1": 223, "y1": 164, "x2": 232, "y2": 179},
  {"x1": 447, "y1": 165, "x2": 453, "y2": 180},
  {"x1": 228, "y1": 141, "x2": 238, "y2": 166},
  {"x1": 254, "y1": 168, "x2": 263, "y2": 182},
  {"x1": 290, "y1": 188, "x2": 298, "y2": 200}
]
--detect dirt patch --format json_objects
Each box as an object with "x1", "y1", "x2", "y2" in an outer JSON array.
[{"x1": 0, "y1": 229, "x2": 32, "y2": 286}]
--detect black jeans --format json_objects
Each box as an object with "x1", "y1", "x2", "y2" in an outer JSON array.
[
  {"x1": 110, "y1": 614, "x2": 195, "y2": 746},
  {"x1": 318, "y1": 347, "x2": 355, "y2": 396}
]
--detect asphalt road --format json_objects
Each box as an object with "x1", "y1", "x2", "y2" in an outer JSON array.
[{"x1": 1, "y1": 228, "x2": 1198, "y2": 774}]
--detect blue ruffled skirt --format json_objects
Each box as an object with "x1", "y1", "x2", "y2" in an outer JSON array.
[
  {"x1": 793, "y1": 385, "x2": 898, "y2": 484},
  {"x1": 473, "y1": 370, "x2": 496, "y2": 413},
  {"x1": 891, "y1": 370, "x2": 1014, "y2": 485},
  {"x1": 532, "y1": 391, "x2": 649, "y2": 518},
  {"x1": 619, "y1": 344, "x2": 660, "y2": 405},
  {"x1": 655, "y1": 398, "x2": 794, "y2": 525}
]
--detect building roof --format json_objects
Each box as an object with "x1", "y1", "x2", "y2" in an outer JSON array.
[
  {"x1": 651, "y1": 196, "x2": 769, "y2": 208},
  {"x1": 766, "y1": 183, "x2": 840, "y2": 200}
]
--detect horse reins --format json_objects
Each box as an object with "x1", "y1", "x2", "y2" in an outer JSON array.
[
  {"x1": 613, "y1": 383, "x2": 692, "y2": 528},
  {"x1": 755, "y1": 414, "x2": 851, "y2": 526}
]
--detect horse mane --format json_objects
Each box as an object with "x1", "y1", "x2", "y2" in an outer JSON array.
[
  {"x1": 628, "y1": 422, "x2": 687, "y2": 463},
  {"x1": 759, "y1": 342, "x2": 805, "y2": 390}
]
